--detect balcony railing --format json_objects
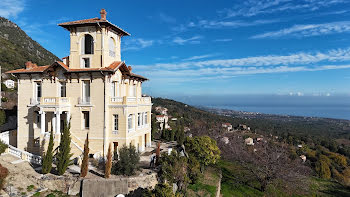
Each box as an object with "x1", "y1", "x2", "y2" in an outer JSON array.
[
  {"x1": 110, "y1": 96, "x2": 151, "y2": 105},
  {"x1": 78, "y1": 97, "x2": 91, "y2": 105},
  {"x1": 30, "y1": 97, "x2": 40, "y2": 105},
  {"x1": 40, "y1": 97, "x2": 70, "y2": 106}
]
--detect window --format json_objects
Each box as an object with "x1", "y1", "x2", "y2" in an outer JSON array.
[
  {"x1": 113, "y1": 114, "x2": 118, "y2": 132},
  {"x1": 111, "y1": 81, "x2": 117, "y2": 97},
  {"x1": 109, "y1": 37, "x2": 115, "y2": 57},
  {"x1": 83, "y1": 111, "x2": 90, "y2": 129},
  {"x1": 137, "y1": 113, "x2": 141, "y2": 127},
  {"x1": 145, "y1": 112, "x2": 148, "y2": 125},
  {"x1": 81, "y1": 34, "x2": 94, "y2": 54},
  {"x1": 60, "y1": 82, "x2": 66, "y2": 97},
  {"x1": 83, "y1": 58, "x2": 90, "y2": 68},
  {"x1": 35, "y1": 111, "x2": 40, "y2": 128},
  {"x1": 35, "y1": 82, "x2": 41, "y2": 103},
  {"x1": 129, "y1": 84, "x2": 136, "y2": 97},
  {"x1": 82, "y1": 81, "x2": 90, "y2": 103},
  {"x1": 128, "y1": 114, "x2": 133, "y2": 131}
]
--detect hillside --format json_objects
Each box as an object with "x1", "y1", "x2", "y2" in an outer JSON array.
[
  {"x1": 0, "y1": 17, "x2": 59, "y2": 71},
  {"x1": 152, "y1": 97, "x2": 350, "y2": 196}
]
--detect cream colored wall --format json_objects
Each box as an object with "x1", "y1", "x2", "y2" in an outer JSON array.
[
  {"x1": 68, "y1": 26, "x2": 121, "y2": 69},
  {"x1": 16, "y1": 69, "x2": 151, "y2": 158}
]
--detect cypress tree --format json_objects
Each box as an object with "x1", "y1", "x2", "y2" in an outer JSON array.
[
  {"x1": 105, "y1": 143, "x2": 112, "y2": 178},
  {"x1": 42, "y1": 131, "x2": 54, "y2": 174},
  {"x1": 80, "y1": 133, "x2": 89, "y2": 177},
  {"x1": 56, "y1": 120, "x2": 73, "y2": 175}
]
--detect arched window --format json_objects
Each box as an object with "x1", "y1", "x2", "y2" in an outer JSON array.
[
  {"x1": 81, "y1": 34, "x2": 94, "y2": 54},
  {"x1": 109, "y1": 37, "x2": 115, "y2": 57}
]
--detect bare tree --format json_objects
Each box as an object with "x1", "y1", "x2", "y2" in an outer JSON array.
[{"x1": 218, "y1": 134, "x2": 311, "y2": 193}]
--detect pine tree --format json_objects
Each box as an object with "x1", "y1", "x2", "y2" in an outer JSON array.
[
  {"x1": 56, "y1": 120, "x2": 73, "y2": 175},
  {"x1": 42, "y1": 131, "x2": 54, "y2": 174},
  {"x1": 80, "y1": 133, "x2": 89, "y2": 177},
  {"x1": 105, "y1": 143, "x2": 112, "y2": 178}
]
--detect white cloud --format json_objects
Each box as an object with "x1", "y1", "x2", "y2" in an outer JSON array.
[
  {"x1": 173, "y1": 36, "x2": 202, "y2": 45},
  {"x1": 123, "y1": 38, "x2": 154, "y2": 51},
  {"x1": 220, "y1": 0, "x2": 347, "y2": 18},
  {"x1": 214, "y1": 38, "x2": 233, "y2": 42},
  {"x1": 183, "y1": 54, "x2": 216, "y2": 61},
  {"x1": 252, "y1": 21, "x2": 350, "y2": 39},
  {"x1": 131, "y1": 47, "x2": 350, "y2": 82},
  {"x1": 0, "y1": 0, "x2": 25, "y2": 18}
]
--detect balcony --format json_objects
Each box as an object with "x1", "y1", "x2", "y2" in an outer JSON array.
[
  {"x1": 110, "y1": 96, "x2": 151, "y2": 105},
  {"x1": 78, "y1": 97, "x2": 91, "y2": 105},
  {"x1": 40, "y1": 97, "x2": 71, "y2": 106}
]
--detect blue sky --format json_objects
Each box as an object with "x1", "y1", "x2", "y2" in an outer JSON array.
[{"x1": 1, "y1": 0, "x2": 350, "y2": 98}]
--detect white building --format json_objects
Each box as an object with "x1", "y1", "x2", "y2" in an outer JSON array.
[{"x1": 4, "y1": 79, "x2": 15, "y2": 89}]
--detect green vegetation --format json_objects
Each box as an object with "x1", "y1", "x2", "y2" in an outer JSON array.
[
  {"x1": 187, "y1": 167, "x2": 220, "y2": 197},
  {"x1": 0, "y1": 140, "x2": 8, "y2": 154},
  {"x1": 0, "y1": 109, "x2": 6, "y2": 126},
  {"x1": 0, "y1": 17, "x2": 59, "y2": 71},
  {"x1": 56, "y1": 121, "x2": 73, "y2": 175},
  {"x1": 152, "y1": 97, "x2": 350, "y2": 196},
  {"x1": 42, "y1": 131, "x2": 54, "y2": 174},
  {"x1": 80, "y1": 133, "x2": 89, "y2": 178},
  {"x1": 112, "y1": 145, "x2": 140, "y2": 176},
  {"x1": 184, "y1": 136, "x2": 221, "y2": 168}
]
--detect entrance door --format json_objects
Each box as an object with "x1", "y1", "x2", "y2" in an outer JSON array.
[{"x1": 145, "y1": 134, "x2": 147, "y2": 147}]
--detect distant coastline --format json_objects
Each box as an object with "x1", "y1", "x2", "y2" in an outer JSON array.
[{"x1": 203, "y1": 104, "x2": 350, "y2": 120}]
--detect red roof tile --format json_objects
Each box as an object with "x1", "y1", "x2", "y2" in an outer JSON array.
[
  {"x1": 6, "y1": 61, "x2": 147, "y2": 81},
  {"x1": 58, "y1": 18, "x2": 130, "y2": 36}
]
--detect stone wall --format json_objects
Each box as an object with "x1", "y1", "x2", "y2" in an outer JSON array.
[{"x1": 81, "y1": 172, "x2": 158, "y2": 197}]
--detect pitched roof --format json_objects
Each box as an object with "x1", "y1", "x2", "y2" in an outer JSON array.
[
  {"x1": 58, "y1": 17, "x2": 130, "y2": 36},
  {"x1": 6, "y1": 61, "x2": 148, "y2": 81}
]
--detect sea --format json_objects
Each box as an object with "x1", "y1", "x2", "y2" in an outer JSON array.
[{"x1": 174, "y1": 95, "x2": 350, "y2": 120}]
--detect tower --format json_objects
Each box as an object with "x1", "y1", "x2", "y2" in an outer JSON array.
[{"x1": 58, "y1": 9, "x2": 130, "y2": 69}]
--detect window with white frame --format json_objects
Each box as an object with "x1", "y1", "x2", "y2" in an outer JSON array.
[
  {"x1": 113, "y1": 114, "x2": 118, "y2": 133},
  {"x1": 129, "y1": 84, "x2": 136, "y2": 97},
  {"x1": 145, "y1": 112, "x2": 148, "y2": 125},
  {"x1": 35, "y1": 81, "x2": 41, "y2": 103},
  {"x1": 111, "y1": 81, "x2": 117, "y2": 97},
  {"x1": 137, "y1": 113, "x2": 141, "y2": 127},
  {"x1": 82, "y1": 111, "x2": 90, "y2": 129},
  {"x1": 128, "y1": 114, "x2": 133, "y2": 131},
  {"x1": 60, "y1": 82, "x2": 66, "y2": 97},
  {"x1": 109, "y1": 37, "x2": 115, "y2": 57}
]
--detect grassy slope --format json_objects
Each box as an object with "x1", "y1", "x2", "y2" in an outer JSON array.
[{"x1": 187, "y1": 167, "x2": 220, "y2": 197}]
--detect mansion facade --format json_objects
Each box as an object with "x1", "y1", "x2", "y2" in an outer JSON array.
[{"x1": 7, "y1": 9, "x2": 152, "y2": 158}]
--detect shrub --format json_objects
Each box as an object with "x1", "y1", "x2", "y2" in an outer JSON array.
[
  {"x1": 42, "y1": 131, "x2": 54, "y2": 174},
  {"x1": 152, "y1": 183, "x2": 175, "y2": 197},
  {"x1": 184, "y1": 136, "x2": 221, "y2": 167},
  {"x1": 315, "y1": 155, "x2": 331, "y2": 179},
  {"x1": 112, "y1": 145, "x2": 140, "y2": 176},
  {"x1": 56, "y1": 121, "x2": 73, "y2": 175},
  {"x1": 0, "y1": 164, "x2": 9, "y2": 189},
  {"x1": 0, "y1": 141, "x2": 8, "y2": 154}
]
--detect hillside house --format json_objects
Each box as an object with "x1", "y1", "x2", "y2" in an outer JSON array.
[
  {"x1": 4, "y1": 79, "x2": 15, "y2": 89},
  {"x1": 6, "y1": 9, "x2": 152, "y2": 158},
  {"x1": 155, "y1": 106, "x2": 168, "y2": 115},
  {"x1": 245, "y1": 137, "x2": 254, "y2": 146},
  {"x1": 156, "y1": 115, "x2": 170, "y2": 130},
  {"x1": 222, "y1": 123, "x2": 232, "y2": 131}
]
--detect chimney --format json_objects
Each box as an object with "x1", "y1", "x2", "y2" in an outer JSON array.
[
  {"x1": 25, "y1": 61, "x2": 38, "y2": 70},
  {"x1": 128, "y1": 66, "x2": 132, "y2": 72},
  {"x1": 100, "y1": 9, "x2": 107, "y2": 20}
]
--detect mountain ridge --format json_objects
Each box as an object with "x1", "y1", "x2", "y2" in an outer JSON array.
[{"x1": 0, "y1": 17, "x2": 59, "y2": 71}]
